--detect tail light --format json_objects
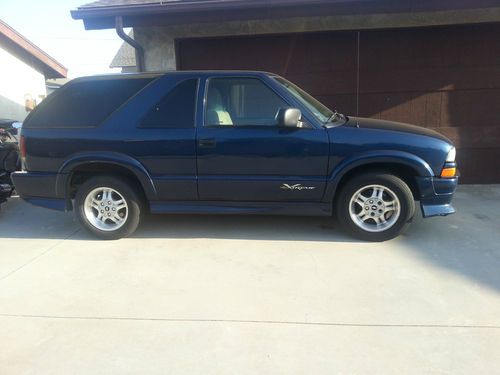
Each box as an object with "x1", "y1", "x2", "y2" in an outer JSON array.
[{"x1": 19, "y1": 135, "x2": 26, "y2": 159}]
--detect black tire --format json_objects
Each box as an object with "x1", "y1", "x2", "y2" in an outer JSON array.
[
  {"x1": 75, "y1": 175, "x2": 143, "y2": 240},
  {"x1": 336, "y1": 171, "x2": 415, "y2": 242}
]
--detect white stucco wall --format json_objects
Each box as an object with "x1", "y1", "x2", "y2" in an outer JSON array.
[{"x1": 0, "y1": 45, "x2": 47, "y2": 121}]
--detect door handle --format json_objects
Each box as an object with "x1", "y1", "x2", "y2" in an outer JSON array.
[{"x1": 198, "y1": 139, "x2": 216, "y2": 148}]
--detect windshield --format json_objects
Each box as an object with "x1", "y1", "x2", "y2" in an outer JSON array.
[{"x1": 273, "y1": 76, "x2": 335, "y2": 124}]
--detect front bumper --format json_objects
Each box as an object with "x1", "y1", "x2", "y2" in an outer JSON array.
[{"x1": 415, "y1": 176, "x2": 458, "y2": 218}]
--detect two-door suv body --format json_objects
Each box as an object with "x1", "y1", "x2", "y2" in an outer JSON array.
[{"x1": 12, "y1": 71, "x2": 458, "y2": 241}]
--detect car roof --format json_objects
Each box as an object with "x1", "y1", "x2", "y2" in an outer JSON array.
[{"x1": 73, "y1": 70, "x2": 276, "y2": 82}]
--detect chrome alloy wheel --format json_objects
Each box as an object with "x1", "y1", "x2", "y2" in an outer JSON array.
[
  {"x1": 349, "y1": 184, "x2": 401, "y2": 233},
  {"x1": 83, "y1": 187, "x2": 128, "y2": 231}
]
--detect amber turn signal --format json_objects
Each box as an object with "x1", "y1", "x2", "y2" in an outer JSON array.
[{"x1": 440, "y1": 167, "x2": 456, "y2": 178}]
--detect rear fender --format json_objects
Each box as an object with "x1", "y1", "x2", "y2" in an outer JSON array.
[{"x1": 56, "y1": 152, "x2": 157, "y2": 201}]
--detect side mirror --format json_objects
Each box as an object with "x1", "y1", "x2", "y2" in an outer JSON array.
[{"x1": 277, "y1": 108, "x2": 302, "y2": 128}]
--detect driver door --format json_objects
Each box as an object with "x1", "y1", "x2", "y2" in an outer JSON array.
[{"x1": 196, "y1": 77, "x2": 330, "y2": 202}]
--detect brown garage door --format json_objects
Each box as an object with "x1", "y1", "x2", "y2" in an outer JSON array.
[{"x1": 178, "y1": 24, "x2": 500, "y2": 183}]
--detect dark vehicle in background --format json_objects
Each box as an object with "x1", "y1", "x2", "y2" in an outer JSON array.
[
  {"x1": 0, "y1": 119, "x2": 21, "y2": 209},
  {"x1": 12, "y1": 71, "x2": 458, "y2": 241}
]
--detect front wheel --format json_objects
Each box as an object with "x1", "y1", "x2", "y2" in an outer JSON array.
[
  {"x1": 336, "y1": 172, "x2": 415, "y2": 242},
  {"x1": 75, "y1": 176, "x2": 142, "y2": 240}
]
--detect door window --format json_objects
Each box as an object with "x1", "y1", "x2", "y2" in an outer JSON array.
[{"x1": 205, "y1": 78, "x2": 288, "y2": 126}]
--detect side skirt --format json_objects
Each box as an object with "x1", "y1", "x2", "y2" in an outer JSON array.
[{"x1": 149, "y1": 201, "x2": 332, "y2": 216}]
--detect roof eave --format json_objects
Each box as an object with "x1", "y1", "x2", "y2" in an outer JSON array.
[
  {"x1": 71, "y1": 0, "x2": 500, "y2": 31},
  {"x1": 70, "y1": 0, "x2": 362, "y2": 29},
  {"x1": 71, "y1": 0, "x2": 333, "y2": 18},
  {"x1": 0, "y1": 20, "x2": 67, "y2": 78}
]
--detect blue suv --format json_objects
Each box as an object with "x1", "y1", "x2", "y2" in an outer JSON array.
[{"x1": 12, "y1": 71, "x2": 458, "y2": 241}]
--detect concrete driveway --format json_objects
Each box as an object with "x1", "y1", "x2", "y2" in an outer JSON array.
[{"x1": 0, "y1": 185, "x2": 499, "y2": 374}]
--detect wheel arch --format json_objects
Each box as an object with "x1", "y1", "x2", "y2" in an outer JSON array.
[
  {"x1": 325, "y1": 151, "x2": 433, "y2": 203},
  {"x1": 56, "y1": 152, "x2": 156, "y2": 209}
]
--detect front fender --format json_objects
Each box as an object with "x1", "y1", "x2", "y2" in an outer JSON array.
[
  {"x1": 324, "y1": 150, "x2": 434, "y2": 202},
  {"x1": 56, "y1": 151, "x2": 157, "y2": 200}
]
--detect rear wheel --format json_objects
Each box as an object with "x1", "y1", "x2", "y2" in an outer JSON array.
[
  {"x1": 75, "y1": 176, "x2": 142, "y2": 240},
  {"x1": 336, "y1": 172, "x2": 415, "y2": 241}
]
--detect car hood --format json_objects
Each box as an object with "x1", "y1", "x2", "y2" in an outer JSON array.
[{"x1": 343, "y1": 116, "x2": 452, "y2": 144}]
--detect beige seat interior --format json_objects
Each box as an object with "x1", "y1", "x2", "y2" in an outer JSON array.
[{"x1": 206, "y1": 87, "x2": 233, "y2": 126}]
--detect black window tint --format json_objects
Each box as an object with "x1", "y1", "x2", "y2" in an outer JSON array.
[
  {"x1": 140, "y1": 79, "x2": 198, "y2": 129},
  {"x1": 25, "y1": 78, "x2": 154, "y2": 128},
  {"x1": 206, "y1": 78, "x2": 288, "y2": 126}
]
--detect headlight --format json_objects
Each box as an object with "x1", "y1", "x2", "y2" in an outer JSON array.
[{"x1": 446, "y1": 147, "x2": 456, "y2": 162}]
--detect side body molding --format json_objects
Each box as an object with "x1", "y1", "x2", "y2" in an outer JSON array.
[
  {"x1": 56, "y1": 151, "x2": 157, "y2": 200},
  {"x1": 323, "y1": 150, "x2": 434, "y2": 202}
]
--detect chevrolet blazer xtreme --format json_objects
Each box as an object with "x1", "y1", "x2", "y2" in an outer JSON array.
[{"x1": 12, "y1": 71, "x2": 458, "y2": 241}]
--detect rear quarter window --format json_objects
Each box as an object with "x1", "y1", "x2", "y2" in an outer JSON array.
[
  {"x1": 24, "y1": 77, "x2": 154, "y2": 128},
  {"x1": 140, "y1": 78, "x2": 199, "y2": 129}
]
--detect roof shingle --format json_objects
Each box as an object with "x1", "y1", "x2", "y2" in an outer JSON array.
[{"x1": 80, "y1": 0, "x2": 194, "y2": 8}]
